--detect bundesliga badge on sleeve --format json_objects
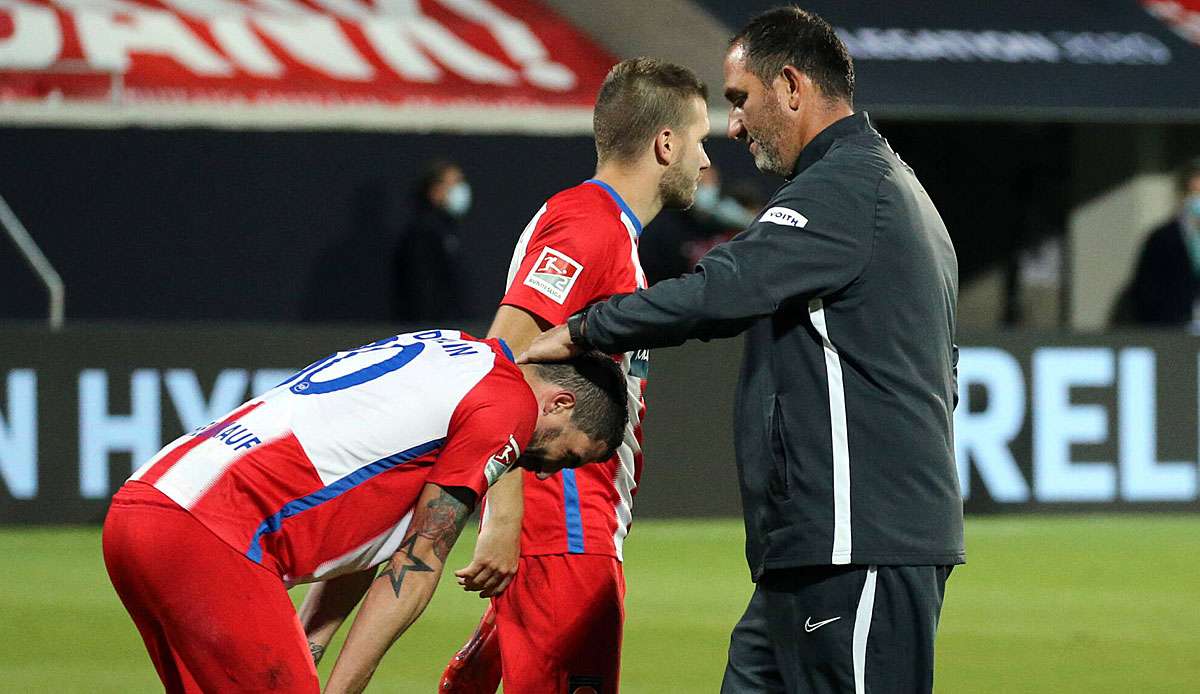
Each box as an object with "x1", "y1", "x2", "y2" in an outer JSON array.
[
  {"x1": 484, "y1": 435, "x2": 521, "y2": 486},
  {"x1": 524, "y1": 246, "x2": 583, "y2": 304}
]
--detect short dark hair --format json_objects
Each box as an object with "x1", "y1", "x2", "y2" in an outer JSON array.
[
  {"x1": 731, "y1": 7, "x2": 854, "y2": 105},
  {"x1": 534, "y1": 351, "x2": 628, "y2": 456},
  {"x1": 593, "y1": 57, "x2": 708, "y2": 165}
]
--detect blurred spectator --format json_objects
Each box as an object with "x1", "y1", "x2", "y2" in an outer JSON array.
[
  {"x1": 681, "y1": 176, "x2": 765, "y2": 268},
  {"x1": 1123, "y1": 157, "x2": 1200, "y2": 328},
  {"x1": 640, "y1": 165, "x2": 761, "y2": 284},
  {"x1": 694, "y1": 166, "x2": 759, "y2": 229},
  {"x1": 392, "y1": 160, "x2": 471, "y2": 322}
]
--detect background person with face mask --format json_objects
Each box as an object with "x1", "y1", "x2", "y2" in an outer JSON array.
[
  {"x1": 640, "y1": 165, "x2": 763, "y2": 285},
  {"x1": 1126, "y1": 157, "x2": 1200, "y2": 329},
  {"x1": 392, "y1": 160, "x2": 472, "y2": 322},
  {"x1": 679, "y1": 169, "x2": 767, "y2": 271}
]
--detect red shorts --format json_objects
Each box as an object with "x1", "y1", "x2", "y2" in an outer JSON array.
[
  {"x1": 494, "y1": 554, "x2": 625, "y2": 694},
  {"x1": 102, "y1": 482, "x2": 318, "y2": 693}
]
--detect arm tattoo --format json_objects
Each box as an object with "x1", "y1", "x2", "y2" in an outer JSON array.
[
  {"x1": 416, "y1": 488, "x2": 471, "y2": 563},
  {"x1": 378, "y1": 534, "x2": 433, "y2": 597},
  {"x1": 308, "y1": 641, "x2": 326, "y2": 665},
  {"x1": 377, "y1": 488, "x2": 471, "y2": 597}
]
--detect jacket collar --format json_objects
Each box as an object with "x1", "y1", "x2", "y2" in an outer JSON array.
[{"x1": 790, "y1": 111, "x2": 873, "y2": 179}]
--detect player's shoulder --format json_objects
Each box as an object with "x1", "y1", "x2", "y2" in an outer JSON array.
[
  {"x1": 533, "y1": 182, "x2": 631, "y2": 258},
  {"x1": 453, "y1": 349, "x2": 538, "y2": 441},
  {"x1": 467, "y1": 339, "x2": 536, "y2": 406},
  {"x1": 545, "y1": 180, "x2": 609, "y2": 210},
  {"x1": 542, "y1": 182, "x2": 626, "y2": 229}
]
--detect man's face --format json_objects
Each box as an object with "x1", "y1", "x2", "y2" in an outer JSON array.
[
  {"x1": 659, "y1": 97, "x2": 713, "y2": 210},
  {"x1": 517, "y1": 423, "x2": 609, "y2": 480},
  {"x1": 431, "y1": 166, "x2": 464, "y2": 204},
  {"x1": 723, "y1": 44, "x2": 794, "y2": 177}
]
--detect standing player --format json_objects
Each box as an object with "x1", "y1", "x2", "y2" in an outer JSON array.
[
  {"x1": 102, "y1": 330, "x2": 627, "y2": 694},
  {"x1": 442, "y1": 58, "x2": 710, "y2": 694}
]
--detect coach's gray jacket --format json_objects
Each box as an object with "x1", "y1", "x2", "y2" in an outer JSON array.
[{"x1": 578, "y1": 112, "x2": 965, "y2": 579}]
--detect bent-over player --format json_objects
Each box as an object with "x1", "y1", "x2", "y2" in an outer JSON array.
[{"x1": 102, "y1": 330, "x2": 627, "y2": 694}]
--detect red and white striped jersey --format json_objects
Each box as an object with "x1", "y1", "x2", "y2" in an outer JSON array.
[
  {"x1": 499, "y1": 179, "x2": 648, "y2": 561},
  {"x1": 128, "y1": 330, "x2": 536, "y2": 587}
]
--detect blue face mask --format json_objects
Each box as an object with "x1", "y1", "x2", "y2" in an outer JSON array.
[
  {"x1": 693, "y1": 184, "x2": 720, "y2": 212},
  {"x1": 1184, "y1": 194, "x2": 1200, "y2": 235},
  {"x1": 444, "y1": 182, "x2": 472, "y2": 218},
  {"x1": 1180, "y1": 194, "x2": 1200, "y2": 278}
]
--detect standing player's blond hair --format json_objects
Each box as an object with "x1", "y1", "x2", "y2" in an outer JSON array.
[{"x1": 593, "y1": 57, "x2": 708, "y2": 165}]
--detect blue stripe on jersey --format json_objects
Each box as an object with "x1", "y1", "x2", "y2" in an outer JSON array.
[
  {"x1": 584, "y1": 178, "x2": 643, "y2": 237},
  {"x1": 245, "y1": 438, "x2": 445, "y2": 564},
  {"x1": 496, "y1": 338, "x2": 515, "y2": 362},
  {"x1": 561, "y1": 468, "x2": 585, "y2": 553}
]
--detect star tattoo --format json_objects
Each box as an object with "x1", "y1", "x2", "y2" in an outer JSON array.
[{"x1": 378, "y1": 534, "x2": 433, "y2": 597}]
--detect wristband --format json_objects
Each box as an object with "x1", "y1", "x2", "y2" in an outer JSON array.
[{"x1": 567, "y1": 310, "x2": 594, "y2": 350}]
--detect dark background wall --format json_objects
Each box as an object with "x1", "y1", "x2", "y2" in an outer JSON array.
[
  {"x1": 1, "y1": 124, "x2": 1073, "y2": 324},
  {"x1": 0, "y1": 128, "x2": 776, "y2": 323}
]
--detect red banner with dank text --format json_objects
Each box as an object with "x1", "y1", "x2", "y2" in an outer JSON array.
[{"x1": 0, "y1": 0, "x2": 616, "y2": 107}]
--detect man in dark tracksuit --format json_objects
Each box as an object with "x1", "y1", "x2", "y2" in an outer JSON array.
[{"x1": 521, "y1": 8, "x2": 964, "y2": 693}]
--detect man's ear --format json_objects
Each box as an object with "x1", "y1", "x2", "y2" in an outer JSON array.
[
  {"x1": 779, "y1": 65, "x2": 809, "y2": 111},
  {"x1": 654, "y1": 128, "x2": 675, "y2": 166},
  {"x1": 544, "y1": 389, "x2": 577, "y2": 415}
]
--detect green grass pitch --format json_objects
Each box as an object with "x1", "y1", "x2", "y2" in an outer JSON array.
[{"x1": 2, "y1": 515, "x2": 1197, "y2": 692}]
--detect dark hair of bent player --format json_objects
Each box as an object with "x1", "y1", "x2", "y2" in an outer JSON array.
[
  {"x1": 592, "y1": 57, "x2": 708, "y2": 166},
  {"x1": 730, "y1": 7, "x2": 855, "y2": 105},
  {"x1": 534, "y1": 351, "x2": 629, "y2": 457}
]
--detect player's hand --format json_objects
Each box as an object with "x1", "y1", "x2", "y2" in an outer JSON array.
[
  {"x1": 454, "y1": 525, "x2": 520, "y2": 598},
  {"x1": 517, "y1": 324, "x2": 580, "y2": 364}
]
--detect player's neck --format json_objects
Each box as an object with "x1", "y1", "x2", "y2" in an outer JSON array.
[{"x1": 591, "y1": 167, "x2": 663, "y2": 228}]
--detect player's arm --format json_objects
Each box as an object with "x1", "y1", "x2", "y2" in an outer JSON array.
[
  {"x1": 453, "y1": 305, "x2": 551, "y2": 598},
  {"x1": 323, "y1": 483, "x2": 475, "y2": 694},
  {"x1": 297, "y1": 569, "x2": 376, "y2": 665}
]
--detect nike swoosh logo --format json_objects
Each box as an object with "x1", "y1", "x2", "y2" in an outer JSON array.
[{"x1": 804, "y1": 616, "x2": 842, "y2": 633}]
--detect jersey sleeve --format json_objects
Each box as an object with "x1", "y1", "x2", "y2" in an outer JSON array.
[
  {"x1": 425, "y1": 367, "x2": 538, "y2": 503},
  {"x1": 501, "y1": 206, "x2": 625, "y2": 325}
]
